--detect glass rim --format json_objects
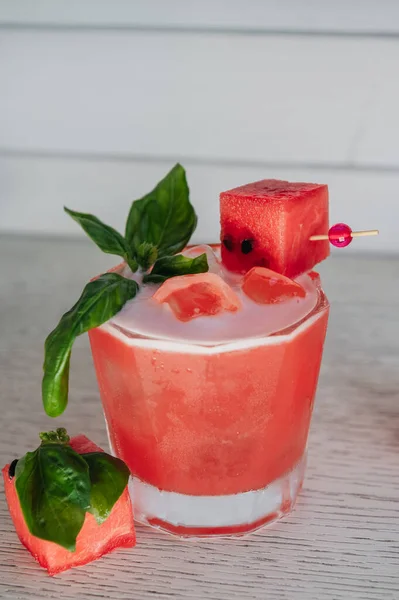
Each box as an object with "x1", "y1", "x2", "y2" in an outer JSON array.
[
  {"x1": 99, "y1": 294, "x2": 328, "y2": 355},
  {"x1": 99, "y1": 250, "x2": 329, "y2": 353}
]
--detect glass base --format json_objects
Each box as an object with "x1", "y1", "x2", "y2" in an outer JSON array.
[{"x1": 129, "y1": 454, "x2": 306, "y2": 538}]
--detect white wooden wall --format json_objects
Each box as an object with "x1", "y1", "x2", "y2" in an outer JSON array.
[{"x1": 1, "y1": 0, "x2": 398, "y2": 252}]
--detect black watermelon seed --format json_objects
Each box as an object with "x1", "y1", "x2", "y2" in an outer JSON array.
[
  {"x1": 222, "y1": 237, "x2": 234, "y2": 252},
  {"x1": 241, "y1": 239, "x2": 254, "y2": 254},
  {"x1": 8, "y1": 459, "x2": 18, "y2": 479}
]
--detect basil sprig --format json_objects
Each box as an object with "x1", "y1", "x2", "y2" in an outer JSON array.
[
  {"x1": 143, "y1": 253, "x2": 208, "y2": 284},
  {"x1": 43, "y1": 163, "x2": 208, "y2": 417},
  {"x1": 65, "y1": 163, "x2": 198, "y2": 271},
  {"x1": 125, "y1": 163, "x2": 197, "y2": 259},
  {"x1": 136, "y1": 242, "x2": 158, "y2": 271},
  {"x1": 64, "y1": 208, "x2": 138, "y2": 272},
  {"x1": 43, "y1": 274, "x2": 139, "y2": 417},
  {"x1": 84, "y1": 452, "x2": 131, "y2": 524},
  {"x1": 14, "y1": 428, "x2": 130, "y2": 552}
]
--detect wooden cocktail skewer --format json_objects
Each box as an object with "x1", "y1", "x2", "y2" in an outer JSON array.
[
  {"x1": 310, "y1": 229, "x2": 379, "y2": 241},
  {"x1": 309, "y1": 223, "x2": 379, "y2": 248}
]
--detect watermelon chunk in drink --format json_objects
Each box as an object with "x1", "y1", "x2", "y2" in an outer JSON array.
[
  {"x1": 153, "y1": 272, "x2": 241, "y2": 322},
  {"x1": 2, "y1": 435, "x2": 136, "y2": 575},
  {"x1": 242, "y1": 266, "x2": 306, "y2": 304},
  {"x1": 220, "y1": 179, "x2": 329, "y2": 278}
]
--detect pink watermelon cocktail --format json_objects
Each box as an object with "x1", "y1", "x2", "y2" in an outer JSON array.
[{"x1": 89, "y1": 179, "x2": 330, "y2": 536}]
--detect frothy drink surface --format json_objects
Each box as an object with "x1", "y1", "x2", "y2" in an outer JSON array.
[{"x1": 111, "y1": 245, "x2": 319, "y2": 345}]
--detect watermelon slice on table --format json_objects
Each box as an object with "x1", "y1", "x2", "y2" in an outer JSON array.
[
  {"x1": 220, "y1": 179, "x2": 329, "y2": 278},
  {"x1": 153, "y1": 272, "x2": 241, "y2": 322},
  {"x1": 242, "y1": 267, "x2": 306, "y2": 304},
  {"x1": 2, "y1": 435, "x2": 136, "y2": 576}
]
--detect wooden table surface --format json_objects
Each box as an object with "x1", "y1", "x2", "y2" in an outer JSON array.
[{"x1": 1, "y1": 236, "x2": 398, "y2": 600}]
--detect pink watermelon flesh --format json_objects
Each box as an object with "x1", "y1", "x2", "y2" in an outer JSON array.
[
  {"x1": 3, "y1": 435, "x2": 136, "y2": 576},
  {"x1": 242, "y1": 267, "x2": 306, "y2": 304},
  {"x1": 153, "y1": 272, "x2": 241, "y2": 322},
  {"x1": 220, "y1": 179, "x2": 329, "y2": 278}
]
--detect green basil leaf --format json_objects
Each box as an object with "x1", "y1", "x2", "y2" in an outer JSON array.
[
  {"x1": 64, "y1": 207, "x2": 137, "y2": 271},
  {"x1": 82, "y1": 452, "x2": 130, "y2": 524},
  {"x1": 125, "y1": 164, "x2": 197, "y2": 258},
  {"x1": 43, "y1": 273, "x2": 139, "y2": 418},
  {"x1": 143, "y1": 253, "x2": 209, "y2": 284},
  {"x1": 15, "y1": 443, "x2": 91, "y2": 551},
  {"x1": 136, "y1": 242, "x2": 158, "y2": 271}
]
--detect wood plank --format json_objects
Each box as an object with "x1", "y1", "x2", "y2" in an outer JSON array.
[
  {"x1": 1, "y1": 31, "x2": 399, "y2": 168},
  {"x1": 1, "y1": 0, "x2": 399, "y2": 35},
  {"x1": 0, "y1": 154, "x2": 392, "y2": 252}
]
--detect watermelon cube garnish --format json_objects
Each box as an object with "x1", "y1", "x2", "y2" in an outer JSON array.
[
  {"x1": 3, "y1": 432, "x2": 135, "y2": 575},
  {"x1": 153, "y1": 272, "x2": 241, "y2": 322},
  {"x1": 242, "y1": 267, "x2": 306, "y2": 304},
  {"x1": 220, "y1": 179, "x2": 329, "y2": 278}
]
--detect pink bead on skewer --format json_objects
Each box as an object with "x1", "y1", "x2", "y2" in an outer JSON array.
[
  {"x1": 328, "y1": 223, "x2": 353, "y2": 247},
  {"x1": 309, "y1": 224, "x2": 379, "y2": 247}
]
